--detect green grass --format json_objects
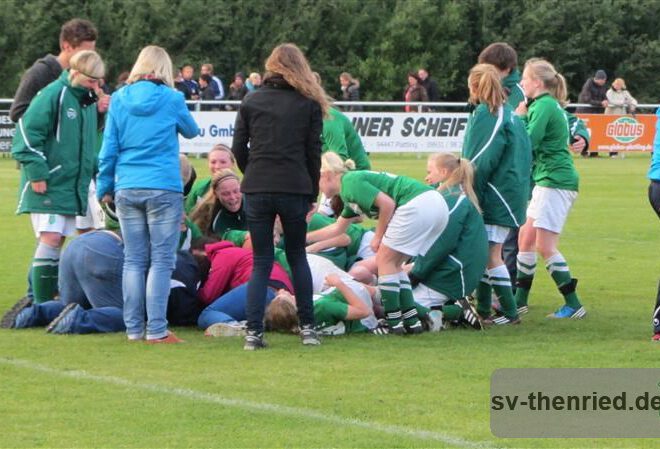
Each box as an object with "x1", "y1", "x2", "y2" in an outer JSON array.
[{"x1": 1, "y1": 154, "x2": 659, "y2": 449}]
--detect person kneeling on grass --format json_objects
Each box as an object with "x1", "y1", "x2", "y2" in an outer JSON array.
[
  {"x1": 317, "y1": 152, "x2": 448, "y2": 334},
  {"x1": 405, "y1": 153, "x2": 489, "y2": 331}
]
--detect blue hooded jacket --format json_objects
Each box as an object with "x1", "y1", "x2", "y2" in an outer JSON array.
[
  {"x1": 97, "y1": 80, "x2": 199, "y2": 198},
  {"x1": 649, "y1": 107, "x2": 660, "y2": 182}
]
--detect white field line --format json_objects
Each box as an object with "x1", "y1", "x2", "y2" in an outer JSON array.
[{"x1": 1, "y1": 357, "x2": 497, "y2": 449}]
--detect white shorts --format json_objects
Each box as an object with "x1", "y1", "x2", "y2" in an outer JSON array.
[
  {"x1": 75, "y1": 180, "x2": 105, "y2": 230},
  {"x1": 526, "y1": 186, "x2": 577, "y2": 233},
  {"x1": 412, "y1": 282, "x2": 449, "y2": 309},
  {"x1": 357, "y1": 231, "x2": 376, "y2": 259},
  {"x1": 31, "y1": 213, "x2": 77, "y2": 238},
  {"x1": 382, "y1": 190, "x2": 448, "y2": 257},
  {"x1": 317, "y1": 193, "x2": 335, "y2": 217},
  {"x1": 485, "y1": 224, "x2": 511, "y2": 244}
]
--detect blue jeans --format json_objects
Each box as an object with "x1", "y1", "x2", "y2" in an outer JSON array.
[
  {"x1": 198, "y1": 284, "x2": 276, "y2": 329},
  {"x1": 115, "y1": 189, "x2": 183, "y2": 340},
  {"x1": 59, "y1": 230, "x2": 124, "y2": 309},
  {"x1": 18, "y1": 301, "x2": 125, "y2": 334},
  {"x1": 244, "y1": 193, "x2": 314, "y2": 333}
]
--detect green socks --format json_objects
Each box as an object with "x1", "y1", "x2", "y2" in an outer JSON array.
[
  {"x1": 515, "y1": 252, "x2": 536, "y2": 308},
  {"x1": 31, "y1": 242, "x2": 61, "y2": 303},
  {"x1": 399, "y1": 272, "x2": 420, "y2": 327},
  {"x1": 489, "y1": 264, "x2": 518, "y2": 319},
  {"x1": 476, "y1": 272, "x2": 492, "y2": 317},
  {"x1": 378, "y1": 274, "x2": 401, "y2": 327},
  {"x1": 546, "y1": 253, "x2": 581, "y2": 309}
]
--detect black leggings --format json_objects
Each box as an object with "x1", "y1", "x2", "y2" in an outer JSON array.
[{"x1": 649, "y1": 180, "x2": 660, "y2": 219}]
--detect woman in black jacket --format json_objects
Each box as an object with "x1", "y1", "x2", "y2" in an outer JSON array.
[{"x1": 232, "y1": 43, "x2": 330, "y2": 350}]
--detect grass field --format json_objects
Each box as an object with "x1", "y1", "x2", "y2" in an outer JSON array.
[{"x1": 0, "y1": 153, "x2": 658, "y2": 449}]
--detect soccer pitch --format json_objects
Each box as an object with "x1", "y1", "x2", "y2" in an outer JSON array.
[{"x1": 0, "y1": 153, "x2": 658, "y2": 449}]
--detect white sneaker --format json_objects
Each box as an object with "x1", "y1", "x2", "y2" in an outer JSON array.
[
  {"x1": 317, "y1": 321, "x2": 346, "y2": 336},
  {"x1": 425, "y1": 310, "x2": 444, "y2": 332},
  {"x1": 205, "y1": 322, "x2": 247, "y2": 337}
]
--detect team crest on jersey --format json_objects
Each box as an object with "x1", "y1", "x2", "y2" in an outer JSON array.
[{"x1": 66, "y1": 108, "x2": 77, "y2": 119}]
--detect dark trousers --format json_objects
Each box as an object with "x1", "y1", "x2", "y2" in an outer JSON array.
[
  {"x1": 244, "y1": 193, "x2": 314, "y2": 333},
  {"x1": 650, "y1": 181, "x2": 660, "y2": 332}
]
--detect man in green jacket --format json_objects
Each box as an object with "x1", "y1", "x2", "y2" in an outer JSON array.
[{"x1": 12, "y1": 51, "x2": 104, "y2": 303}]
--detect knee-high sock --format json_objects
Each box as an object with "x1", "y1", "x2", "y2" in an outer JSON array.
[
  {"x1": 476, "y1": 271, "x2": 492, "y2": 317},
  {"x1": 546, "y1": 252, "x2": 581, "y2": 309},
  {"x1": 398, "y1": 272, "x2": 420, "y2": 326},
  {"x1": 652, "y1": 280, "x2": 660, "y2": 333},
  {"x1": 515, "y1": 252, "x2": 536, "y2": 307},
  {"x1": 31, "y1": 242, "x2": 60, "y2": 304},
  {"x1": 489, "y1": 264, "x2": 518, "y2": 318},
  {"x1": 378, "y1": 274, "x2": 401, "y2": 326}
]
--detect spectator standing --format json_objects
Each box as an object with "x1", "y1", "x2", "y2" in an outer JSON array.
[
  {"x1": 246, "y1": 72, "x2": 262, "y2": 92},
  {"x1": 339, "y1": 72, "x2": 362, "y2": 111},
  {"x1": 10, "y1": 18, "x2": 97, "y2": 123},
  {"x1": 96, "y1": 45, "x2": 200, "y2": 344},
  {"x1": 201, "y1": 63, "x2": 225, "y2": 99},
  {"x1": 226, "y1": 72, "x2": 248, "y2": 110},
  {"x1": 11, "y1": 51, "x2": 105, "y2": 304},
  {"x1": 605, "y1": 78, "x2": 637, "y2": 115},
  {"x1": 232, "y1": 43, "x2": 329, "y2": 350},
  {"x1": 578, "y1": 70, "x2": 608, "y2": 157},
  {"x1": 418, "y1": 68, "x2": 440, "y2": 102},
  {"x1": 199, "y1": 74, "x2": 216, "y2": 110},
  {"x1": 403, "y1": 71, "x2": 428, "y2": 112},
  {"x1": 115, "y1": 71, "x2": 129, "y2": 90},
  {"x1": 181, "y1": 64, "x2": 200, "y2": 100}
]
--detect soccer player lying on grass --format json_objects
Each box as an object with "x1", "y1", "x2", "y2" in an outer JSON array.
[
  {"x1": 316, "y1": 152, "x2": 449, "y2": 335},
  {"x1": 404, "y1": 153, "x2": 489, "y2": 331}
]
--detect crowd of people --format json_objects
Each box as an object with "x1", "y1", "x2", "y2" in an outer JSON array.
[{"x1": 2, "y1": 18, "x2": 659, "y2": 349}]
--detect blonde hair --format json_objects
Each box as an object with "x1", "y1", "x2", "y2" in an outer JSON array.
[
  {"x1": 265, "y1": 43, "x2": 331, "y2": 117},
  {"x1": 523, "y1": 58, "x2": 568, "y2": 107},
  {"x1": 190, "y1": 169, "x2": 240, "y2": 234},
  {"x1": 264, "y1": 293, "x2": 299, "y2": 333},
  {"x1": 127, "y1": 45, "x2": 174, "y2": 87},
  {"x1": 468, "y1": 63, "x2": 505, "y2": 113},
  {"x1": 69, "y1": 50, "x2": 105, "y2": 85},
  {"x1": 339, "y1": 72, "x2": 356, "y2": 84},
  {"x1": 179, "y1": 154, "x2": 193, "y2": 186},
  {"x1": 428, "y1": 153, "x2": 481, "y2": 213},
  {"x1": 612, "y1": 78, "x2": 626, "y2": 90},
  {"x1": 320, "y1": 151, "x2": 356, "y2": 174},
  {"x1": 209, "y1": 144, "x2": 236, "y2": 164}
]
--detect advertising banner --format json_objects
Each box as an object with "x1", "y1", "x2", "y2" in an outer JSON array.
[
  {"x1": 179, "y1": 111, "x2": 470, "y2": 153},
  {"x1": 0, "y1": 110, "x2": 15, "y2": 152},
  {"x1": 575, "y1": 113, "x2": 656, "y2": 152}
]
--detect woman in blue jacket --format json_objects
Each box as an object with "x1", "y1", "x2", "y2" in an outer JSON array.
[
  {"x1": 649, "y1": 108, "x2": 660, "y2": 340},
  {"x1": 97, "y1": 45, "x2": 199, "y2": 344}
]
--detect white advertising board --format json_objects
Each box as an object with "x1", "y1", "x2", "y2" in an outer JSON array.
[{"x1": 179, "y1": 111, "x2": 469, "y2": 153}]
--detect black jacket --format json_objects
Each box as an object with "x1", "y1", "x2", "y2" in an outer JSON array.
[
  {"x1": 577, "y1": 78, "x2": 607, "y2": 113},
  {"x1": 232, "y1": 75, "x2": 322, "y2": 199},
  {"x1": 10, "y1": 54, "x2": 62, "y2": 122}
]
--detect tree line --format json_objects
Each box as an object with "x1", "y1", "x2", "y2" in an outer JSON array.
[{"x1": 2, "y1": 0, "x2": 659, "y2": 104}]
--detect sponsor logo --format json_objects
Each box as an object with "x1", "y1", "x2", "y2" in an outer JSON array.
[
  {"x1": 606, "y1": 117, "x2": 644, "y2": 143},
  {"x1": 66, "y1": 108, "x2": 77, "y2": 119}
]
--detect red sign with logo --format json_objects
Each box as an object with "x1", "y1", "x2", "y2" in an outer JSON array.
[{"x1": 576, "y1": 113, "x2": 656, "y2": 152}]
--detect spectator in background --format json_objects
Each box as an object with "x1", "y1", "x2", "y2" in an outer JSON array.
[
  {"x1": 115, "y1": 71, "x2": 129, "y2": 90},
  {"x1": 403, "y1": 71, "x2": 428, "y2": 112},
  {"x1": 339, "y1": 72, "x2": 362, "y2": 111},
  {"x1": 181, "y1": 64, "x2": 200, "y2": 100},
  {"x1": 605, "y1": 78, "x2": 637, "y2": 115},
  {"x1": 578, "y1": 69, "x2": 609, "y2": 157},
  {"x1": 199, "y1": 74, "x2": 216, "y2": 107},
  {"x1": 201, "y1": 63, "x2": 225, "y2": 99},
  {"x1": 418, "y1": 68, "x2": 439, "y2": 102},
  {"x1": 10, "y1": 18, "x2": 97, "y2": 123},
  {"x1": 226, "y1": 72, "x2": 248, "y2": 110},
  {"x1": 174, "y1": 69, "x2": 192, "y2": 99},
  {"x1": 246, "y1": 72, "x2": 262, "y2": 92}
]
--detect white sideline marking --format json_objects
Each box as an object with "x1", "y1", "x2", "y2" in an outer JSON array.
[{"x1": 1, "y1": 357, "x2": 495, "y2": 448}]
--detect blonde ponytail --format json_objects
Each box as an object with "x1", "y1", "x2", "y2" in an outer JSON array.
[
  {"x1": 321, "y1": 151, "x2": 355, "y2": 174},
  {"x1": 524, "y1": 58, "x2": 568, "y2": 107},
  {"x1": 428, "y1": 153, "x2": 482, "y2": 213},
  {"x1": 468, "y1": 63, "x2": 505, "y2": 113}
]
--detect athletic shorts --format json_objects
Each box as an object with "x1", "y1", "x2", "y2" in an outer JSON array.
[
  {"x1": 357, "y1": 230, "x2": 376, "y2": 259},
  {"x1": 526, "y1": 186, "x2": 578, "y2": 233},
  {"x1": 382, "y1": 190, "x2": 448, "y2": 257},
  {"x1": 31, "y1": 213, "x2": 76, "y2": 238},
  {"x1": 75, "y1": 180, "x2": 105, "y2": 230},
  {"x1": 485, "y1": 224, "x2": 511, "y2": 244},
  {"x1": 412, "y1": 282, "x2": 449, "y2": 309}
]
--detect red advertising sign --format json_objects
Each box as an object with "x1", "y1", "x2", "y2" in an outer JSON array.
[{"x1": 576, "y1": 113, "x2": 656, "y2": 152}]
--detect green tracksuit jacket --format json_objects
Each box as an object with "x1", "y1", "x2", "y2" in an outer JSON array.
[
  {"x1": 411, "y1": 186, "x2": 488, "y2": 299},
  {"x1": 322, "y1": 107, "x2": 371, "y2": 170},
  {"x1": 502, "y1": 69, "x2": 525, "y2": 109},
  {"x1": 12, "y1": 71, "x2": 97, "y2": 215},
  {"x1": 462, "y1": 103, "x2": 532, "y2": 228}
]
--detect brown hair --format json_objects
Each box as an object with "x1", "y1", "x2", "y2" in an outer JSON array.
[
  {"x1": 478, "y1": 43, "x2": 518, "y2": 72},
  {"x1": 190, "y1": 169, "x2": 240, "y2": 234},
  {"x1": 264, "y1": 294, "x2": 299, "y2": 333},
  {"x1": 468, "y1": 64, "x2": 505, "y2": 113},
  {"x1": 428, "y1": 153, "x2": 481, "y2": 213},
  {"x1": 60, "y1": 18, "x2": 97, "y2": 48},
  {"x1": 523, "y1": 58, "x2": 568, "y2": 107},
  {"x1": 265, "y1": 43, "x2": 332, "y2": 117},
  {"x1": 209, "y1": 144, "x2": 236, "y2": 164}
]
